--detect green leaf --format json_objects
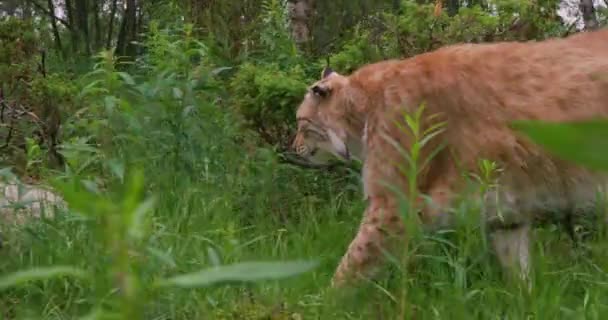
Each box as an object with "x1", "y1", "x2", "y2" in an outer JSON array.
[
  {"x1": 51, "y1": 177, "x2": 111, "y2": 217},
  {"x1": 122, "y1": 169, "x2": 146, "y2": 226},
  {"x1": 78, "y1": 79, "x2": 105, "y2": 98},
  {"x1": 0, "y1": 167, "x2": 17, "y2": 180},
  {"x1": 511, "y1": 119, "x2": 608, "y2": 171},
  {"x1": 157, "y1": 260, "x2": 318, "y2": 288},
  {"x1": 172, "y1": 87, "x2": 183, "y2": 99},
  {"x1": 104, "y1": 95, "x2": 117, "y2": 112},
  {"x1": 106, "y1": 158, "x2": 125, "y2": 182},
  {"x1": 0, "y1": 266, "x2": 87, "y2": 291},
  {"x1": 117, "y1": 72, "x2": 136, "y2": 85},
  {"x1": 128, "y1": 196, "x2": 156, "y2": 240},
  {"x1": 211, "y1": 66, "x2": 233, "y2": 76},
  {"x1": 146, "y1": 246, "x2": 177, "y2": 269},
  {"x1": 78, "y1": 307, "x2": 104, "y2": 320}
]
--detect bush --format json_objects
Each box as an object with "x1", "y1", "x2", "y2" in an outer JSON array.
[
  {"x1": 323, "y1": 27, "x2": 387, "y2": 75},
  {"x1": 322, "y1": 0, "x2": 566, "y2": 74},
  {"x1": 229, "y1": 62, "x2": 311, "y2": 149},
  {"x1": 0, "y1": 18, "x2": 76, "y2": 177}
]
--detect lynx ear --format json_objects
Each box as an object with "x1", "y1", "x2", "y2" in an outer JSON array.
[
  {"x1": 311, "y1": 83, "x2": 330, "y2": 97},
  {"x1": 321, "y1": 66, "x2": 334, "y2": 79},
  {"x1": 321, "y1": 57, "x2": 334, "y2": 79}
]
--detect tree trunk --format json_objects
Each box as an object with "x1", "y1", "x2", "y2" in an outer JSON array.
[
  {"x1": 115, "y1": 0, "x2": 138, "y2": 60},
  {"x1": 580, "y1": 0, "x2": 598, "y2": 31},
  {"x1": 106, "y1": 0, "x2": 118, "y2": 49},
  {"x1": 186, "y1": 0, "x2": 211, "y2": 26},
  {"x1": 74, "y1": 0, "x2": 91, "y2": 55},
  {"x1": 136, "y1": 1, "x2": 144, "y2": 56},
  {"x1": 392, "y1": 0, "x2": 401, "y2": 13},
  {"x1": 64, "y1": 0, "x2": 79, "y2": 54},
  {"x1": 46, "y1": 0, "x2": 65, "y2": 60},
  {"x1": 92, "y1": 0, "x2": 102, "y2": 51},
  {"x1": 286, "y1": 0, "x2": 314, "y2": 52},
  {"x1": 21, "y1": 1, "x2": 33, "y2": 18},
  {"x1": 446, "y1": 0, "x2": 460, "y2": 16}
]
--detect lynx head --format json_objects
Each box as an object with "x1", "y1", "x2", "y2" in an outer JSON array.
[{"x1": 291, "y1": 66, "x2": 366, "y2": 166}]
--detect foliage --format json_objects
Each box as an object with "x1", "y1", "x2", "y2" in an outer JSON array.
[
  {"x1": 0, "y1": 18, "x2": 75, "y2": 177},
  {"x1": 323, "y1": 27, "x2": 387, "y2": 75},
  {"x1": 0, "y1": 266, "x2": 87, "y2": 291},
  {"x1": 1, "y1": 22, "x2": 323, "y2": 318},
  {"x1": 258, "y1": 0, "x2": 298, "y2": 61},
  {"x1": 230, "y1": 63, "x2": 311, "y2": 148},
  {"x1": 323, "y1": 0, "x2": 566, "y2": 73},
  {"x1": 0, "y1": 18, "x2": 38, "y2": 72},
  {"x1": 0, "y1": 17, "x2": 41, "y2": 166},
  {"x1": 512, "y1": 119, "x2": 608, "y2": 171},
  {"x1": 0, "y1": 168, "x2": 317, "y2": 318}
]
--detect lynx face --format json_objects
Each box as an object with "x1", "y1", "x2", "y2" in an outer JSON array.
[{"x1": 292, "y1": 72, "x2": 364, "y2": 166}]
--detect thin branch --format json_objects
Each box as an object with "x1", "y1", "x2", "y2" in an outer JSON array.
[{"x1": 25, "y1": 0, "x2": 71, "y2": 29}]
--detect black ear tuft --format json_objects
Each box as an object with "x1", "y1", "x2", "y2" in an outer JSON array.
[
  {"x1": 312, "y1": 84, "x2": 329, "y2": 97},
  {"x1": 321, "y1": 66, "x2": 334, "y2": 79}
]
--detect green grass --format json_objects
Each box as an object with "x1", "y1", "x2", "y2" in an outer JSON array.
[{"x1": 1, "y1": 156, "x2": 607, "y2": 319}]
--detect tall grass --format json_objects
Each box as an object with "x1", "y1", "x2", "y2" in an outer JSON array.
[{"x1": 3, "y1": 135, "x2": 607, "y2": 319}]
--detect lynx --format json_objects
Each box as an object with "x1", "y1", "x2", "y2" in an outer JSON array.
[{"x1": 292, "y1": 29, "x2": 608, "y2": 286}]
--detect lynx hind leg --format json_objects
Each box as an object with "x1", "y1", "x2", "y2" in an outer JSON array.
[
  {"x1": 331, "y1": 196, "x2": 405, "y2": 288},
  {"x1": 566, "y1": 190, "x2": 608, "y2": 244}
]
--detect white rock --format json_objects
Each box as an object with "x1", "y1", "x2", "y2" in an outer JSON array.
[{"x1": 0, "y1": 181, "x2": 65, "y2": 226}]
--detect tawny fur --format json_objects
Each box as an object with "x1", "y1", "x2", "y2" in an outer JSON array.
[{"x1": 292, "y1": 29, "x2": 608, "y2": 287}]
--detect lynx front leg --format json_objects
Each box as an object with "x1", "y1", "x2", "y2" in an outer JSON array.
[
  {"x1": 483, "y1": 187, "x2": 533, "y2": 285},
  {"x1": 489, "y1": 223, "x2": 532, "y2": 284},
  {"x1": 331, "y1": 196, "x2": 405, "y2": 288}
]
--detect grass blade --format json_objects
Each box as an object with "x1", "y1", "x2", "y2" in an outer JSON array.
[
  {"x1": 157, "y1": 260, "x2": 318, "y2": 288},
  {"x1": 0, "y1": 266, "x2": 87, "y2": 291}
]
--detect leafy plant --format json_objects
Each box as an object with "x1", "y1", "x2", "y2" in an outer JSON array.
[
  {"x1": 230, "y1": 62, "x2": 311, "y2": 148},
  {"x1": 0, "y1": 18, "x2": 72, "y2": 176},
  {"x1": 512, "y1": 119, "x2": 608, "y2": 171},
  {"x1": 0, "y1": 167, "x2": 317, "y2": 318}
]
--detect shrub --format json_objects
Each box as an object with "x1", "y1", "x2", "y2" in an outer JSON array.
[
  {"x1": 0, "y1": 18, "x2": 76, "y2": 177},
  {"x1": 229, "y1": 62, "x2": 311, "y2": 149},
  {"x1": 323, "y1": 27, "x2": 386, "y2": 75},
  {"x1": 322, "y1": 0, "x2": 566, "y2": 74}
]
